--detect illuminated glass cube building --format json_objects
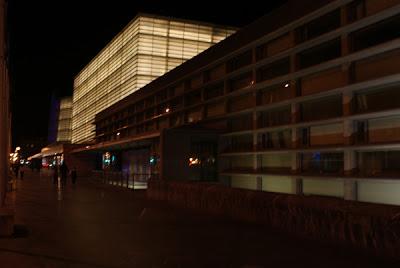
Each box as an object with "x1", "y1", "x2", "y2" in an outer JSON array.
[
  {"x1": 56, "y1": 97, "x2": 72, "y2": 143},
  {"x1": 72, "y1": 13, "x2": 236, "y2": 144}
]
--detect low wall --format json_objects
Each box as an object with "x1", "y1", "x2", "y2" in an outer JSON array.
[{"x1": 147, "y1": 179, "x2": 400, "y2": 259}]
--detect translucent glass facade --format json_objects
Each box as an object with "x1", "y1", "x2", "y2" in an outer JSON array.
[
  {"x1": 57, "y1": 97, "x2": 72, "y2": 143},
  {"x1": 72, "y1": 14, "x2": 236, "y2": 143}
]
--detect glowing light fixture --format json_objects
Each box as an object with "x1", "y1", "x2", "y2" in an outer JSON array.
[
  {"x1": 189, "y1": 157, "x2": 200, "y2": 166},
  {"x1": 165, "y1": 108, "x2": 170, "y2": 113},
  {"x1": 284, "y1": 83, "x2": 290, "y2": 88}
]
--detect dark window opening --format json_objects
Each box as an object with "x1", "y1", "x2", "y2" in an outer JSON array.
[
  {"x1": 204, "y1": 84, "x2": 224, "y2": 100},
  {"x1": 297, "y1": 9, "x2": 341, "y2": 42},
  {"x1": 300, "y1": 95, "x2": 343, "y2": 122},
  {"x1": 227, "y1": 50, "x2": 253, "y2": 72},
  {"x1": 353, "y1": 85, "x2": 400, "y2": 114},
  {"x1": 185, "y1": 91, "x2": 202, "y2": 107},
  {"x1": 298, "y1": 39, "x2": 341, "y2": 69},
  {"x1": 348, "y1": 0, "x2": 366, "y2": 23},
  {"x1": 257, "y1": 58, "x2": 290, "y2": 82},
  {"x1": 301, "y1": 152, "x2": 343, "y2": 174},
  {"x1": 351, "y1": 14, "x2": 400, "y2": 52},
  {"x1": 229, "y1": 73, "x2": 253, "y2": 92},
  {"x1": 258, "y1": 106, "x2": 292, "y2": 128}
]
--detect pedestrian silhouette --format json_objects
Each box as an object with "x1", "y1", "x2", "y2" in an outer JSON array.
[
  {"x1": 71, "y1": 167, "x2": 77, "y2": 185},
  {"x1": 20, "y1": 168, "x2": 24, "y2": 180},
  {"x1": 53, "y1": 167, "x2": 58, "y2": 184},
  {"x1": 60, "y1": 162, "x2": 69, "y2": 186},
  {"x1": 14, "y1": 164, "x2": 20, "y2": 178}
]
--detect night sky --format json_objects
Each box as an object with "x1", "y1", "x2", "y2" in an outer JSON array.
[{"x1": 8, "y1": 0, "x2": 286, "y2": 147}]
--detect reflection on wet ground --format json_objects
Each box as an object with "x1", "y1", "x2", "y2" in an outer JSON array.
[{"x1": 0, "y1": 170, "x2": 398, "y2": 267}]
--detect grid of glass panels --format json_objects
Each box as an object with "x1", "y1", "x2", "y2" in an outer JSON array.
[
  {"x1": 72, "y1": 15, "x2": 236, "y2": 143},
  {"x1": 57, "y1": 97, "x2": 73, "y2": 142}
]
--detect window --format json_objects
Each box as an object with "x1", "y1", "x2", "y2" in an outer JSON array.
[
  {"x1": 348, "y1": 0, "x2": 365, "y2": 23},
  {"x1": 229, "y1": 72, "x2": 253, "y2": 92},
  {"x1": 351, "y1": 14, "x2": 400, "y2": 52},
  {"x1": 227, "y1": 51, "x2": 253, "y2": 72},
  {"x1": 297, "y1": 9, "x2": 341, "y2": 42},
  {"x1": 301, "y1": 127, "x2": 310, "y2": 147},
  {"x1": 257, "y1": 58, "x2": 290, "y2": 82},
  {"x1": 300, "y1": 95, "x2": 342, "y2": 122},
  {"x1": 301, "y1": 152, "x2": 344, "y2": 174},
  {"x1": 354, "y1": 85, "x2": 400, "y2": 114},
  {"x1": 298, "y1": 39, "x2": 341, "y2": 69}
]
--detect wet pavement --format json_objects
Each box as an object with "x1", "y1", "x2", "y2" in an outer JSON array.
[{"x1": 0, "y1": 170, "x2": 398, "y2": 267}]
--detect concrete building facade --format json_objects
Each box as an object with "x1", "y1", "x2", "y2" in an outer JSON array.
[{"x1": 72, "y1": 0, "x2": 400, "y2": 205}]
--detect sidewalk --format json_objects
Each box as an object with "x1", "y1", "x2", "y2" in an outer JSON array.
[{"x1": 0, "y1": 170, "x2": 397, "y2": 267}]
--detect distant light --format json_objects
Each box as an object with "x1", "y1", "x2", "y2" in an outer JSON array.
[
  {"x1": 189, "y1": 157, "x2": 200, "y2": 166},
  {"x1": 15, "y1": 146, "x2": 21, "y2": 151},
  {"x1": 117, "y1": 132, "x2": 120, "y2": 136},
  {"x1": 165, "y1": 108, "x2": 170, "y2": 113},
  {"x1": 85, "y1": 146, "x2": 90, "y2": 149},
  {"x1": 284, "y1": 83, "x2": 290, "y2": 88}
]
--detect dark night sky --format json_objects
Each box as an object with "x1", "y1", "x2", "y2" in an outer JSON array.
[{"x1": 8, "y1": 0, "x2": 286, "y2": 147}]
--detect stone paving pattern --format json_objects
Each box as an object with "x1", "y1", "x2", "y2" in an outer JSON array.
[{"x1": 0, "y1": 170, "x2": 398, "y2": 267}]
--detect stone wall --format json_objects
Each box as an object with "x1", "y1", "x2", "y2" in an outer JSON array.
[{"x1": 148, "y1": 179, "x2": 400, "y2": 259}]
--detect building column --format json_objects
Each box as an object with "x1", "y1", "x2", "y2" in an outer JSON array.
[
  {"x1": 343, "y1": 91, "x2": 353, "y2": 117},
  {"x1": 255, "y1": 151, "x2": 262, "y2": 191},
  {"x1": 223, "y1": 80, "x2": 229, "y2": 114},
  {"x1": 344, "y1": 148, "x2": 357, "y2": 201},
  {"x1": 291, "y1": 152, "x2": 299, "y2": 174},
  {"x1": 291, "y1": 127, "x2": 299, "y2": 149},
  {"x1": 159, "y1": 129, "x2": 166, "y2": 180},
  {"x1": 254, "y1": 151, "x2": 262, "y2": 190},
  {"x1": 291, "y1": 102, "x2": 300, "y2": 124},
  {"x1": 343, "y1": 119, "x2": 354, "y2": 145},
  {"x1": 344, "y1": 149, "x2": 356, "y2": 176},
  {"x1": 253, "y1": 113, "x2": 262, "y2": 190},
  {"x1": 344, "y1": 179, "x2": 358, "y2": 201},
  {"x1": 292, "y1": 178, "x2": 303, "y2": 195}
]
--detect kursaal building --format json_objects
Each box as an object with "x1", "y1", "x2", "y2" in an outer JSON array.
[
  {"x1": 57, "y1": 97, "x2": 72, "y2": 143},
  {"x1": 72, "y1": 14, "x2": 236, "y2": 144}
]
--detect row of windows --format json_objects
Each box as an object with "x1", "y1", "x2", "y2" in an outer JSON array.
[
  {"x1": 95, "y1": 1, "x2": 400, "y2": 142},
  {"x1": 97, "y1": 76, "x2": 400, "y2": 142},
  {"x1": 224, "y1": 150, "x2": 400, "y2": 178},
  {"x1": 96, "y1": 37, "x2": 400, "y2": 137}
]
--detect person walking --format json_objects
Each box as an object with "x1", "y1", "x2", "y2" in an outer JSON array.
[
  {"x1": 60, "y1": 161, "x2": 69, "y2": 187},
  {"x1": 20, "y1": 166, "x2": 25, "y2": 180},
  {"x1": 71, "y1": 167, "x2": 77, "y2": 185},
  {"x1": 14, "y1": 164, "x2": 20, "y2": 178},
  {"x1": 53, "y1": 166, "x2": 59, "y2": 185}
]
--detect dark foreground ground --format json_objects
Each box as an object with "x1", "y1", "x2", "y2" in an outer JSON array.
[{"x1": 0, "y1": 170, "x2": 398, "y2": 267}]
